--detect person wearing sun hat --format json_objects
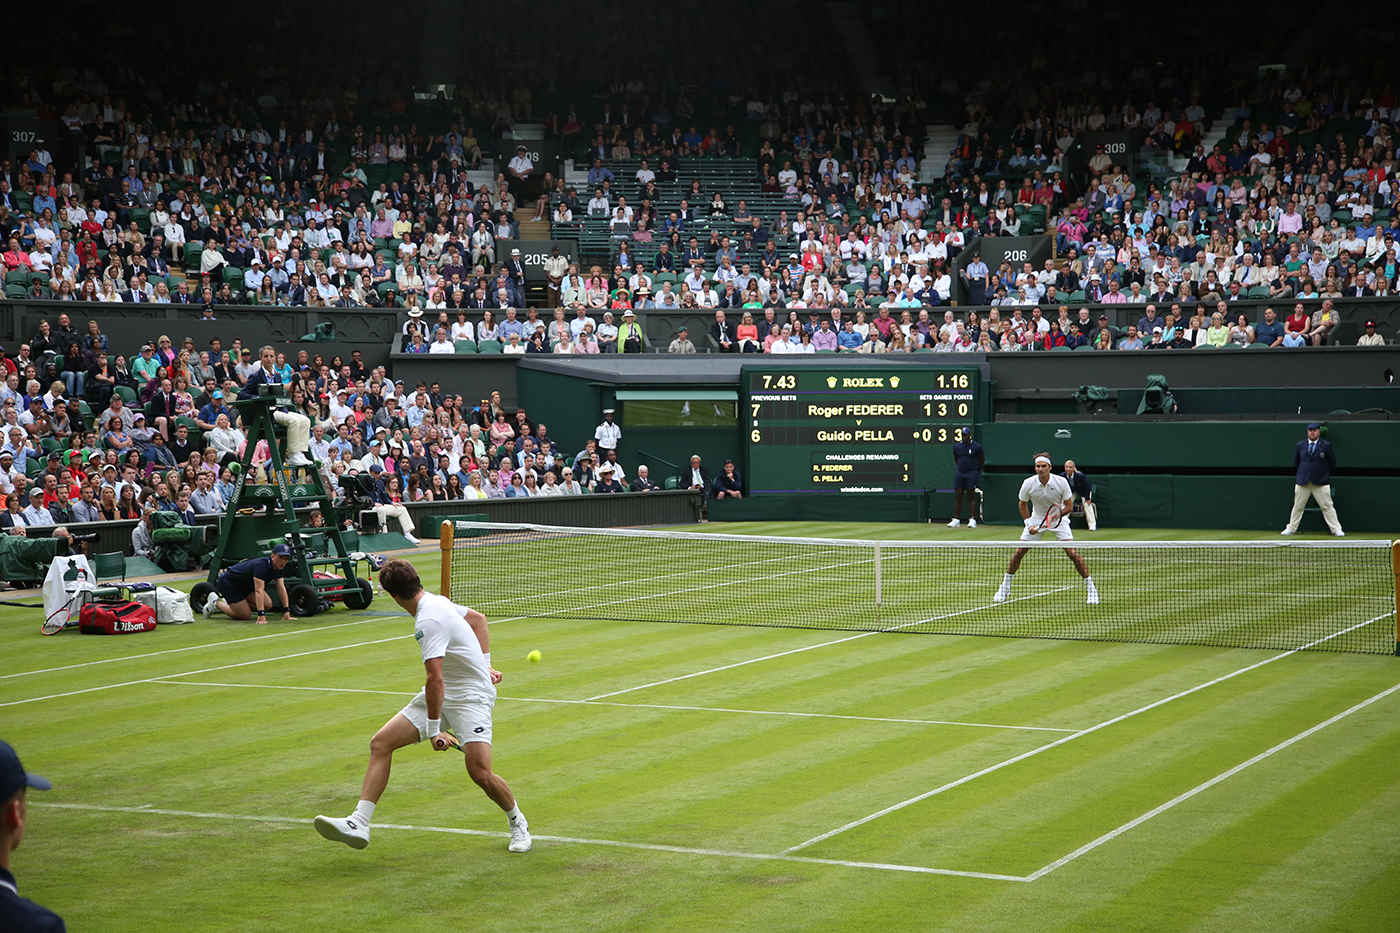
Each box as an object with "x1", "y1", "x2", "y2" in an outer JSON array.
[{"x1": 0, "y1": 739, "x2": 63, "y2": 931}]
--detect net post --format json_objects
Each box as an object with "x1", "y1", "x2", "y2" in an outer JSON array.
[
  {"x1": 439, "y1": 521, "x2": 454, "y2": 597},
  {"x1": 1392, "y1": 540, "x2": 1400, "y2": 656},
  {"x1": 874, "y1": 543, "x2": 882, "y2": 608}
]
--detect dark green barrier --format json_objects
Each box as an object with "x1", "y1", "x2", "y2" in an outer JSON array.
[
  {"x1": 977, "y1": 472, "x2": 1392, "y2": 532},
  {"x1": 979, "y1": 420, "x2": 1400, "y2": 470},
  {"x1": 710, "y1": 493, "x2": 927, "y2": 523}
]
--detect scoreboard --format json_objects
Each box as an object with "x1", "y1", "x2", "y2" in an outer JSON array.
[{"x1": 743, "y1": 366, "x2": 983, "y2": 494}]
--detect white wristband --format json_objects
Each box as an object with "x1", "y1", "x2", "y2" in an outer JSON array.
[
  {"x1": 425, "y1": 718, "x2": 440, "y2": 741},
  {"x1": 483, "y1": 653, "x2": 491, "y2": 666}
]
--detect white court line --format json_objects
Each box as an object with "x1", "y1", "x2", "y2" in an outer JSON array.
[
  {"x1": 0, "y1": 634, "x2": 408, "y2": 708},
  {"x1": 0, "y1": 616, "x2": 396, "y2": 681},
  {"x1": 551, "y1": 553, "x2": 882, "y2": 639},
  {"x1": 481, "y1": 546, "x2": 852, "y2": 607},
  {"x1": 33, "y1": 802, "x2": 1027, "y2": 882},
  {"x1": 2, "y1": 613, "x2": 530, "y2": 683},
  {"x1": 781, "y1": 613, "x2": 1389, "y2": 854},
  {"x1": 584, "y1": 585, "x2": 1072, "y2": 702},
  {"x1": 147, "y1": 680, "x2": 1076, "y2": 733},
  {"x1": 1023, "y1": 678, "x2": 1400, "y2": 881},
  {"x1": 151, "y1": 681, "x2": 411, "y2": 697},
  {"x1": 511, "y1": 697, "x2": 1079, "y2": 733},
  {"x1": 0, "y1": 615, "x2": 527, "y2": 708}
]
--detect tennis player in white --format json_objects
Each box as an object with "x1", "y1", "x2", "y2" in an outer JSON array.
[
  {"x1": 993, "y1": 453, "x2": 1098, "y2": 605},
  {"x1": 313, "y1": 560, "x2": 532, "y2": 853}
]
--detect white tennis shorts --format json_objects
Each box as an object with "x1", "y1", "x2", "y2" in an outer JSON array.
[
  {"x1": 1021, "y1": 522, "x2": 1074, "y2": 542},
  {"x1": 399, "y1": 689, "x2": 494, "y2": 745}
]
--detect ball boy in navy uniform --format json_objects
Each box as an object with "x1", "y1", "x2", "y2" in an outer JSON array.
[{"x1": 947, "y1": 427, "x2": 984, "y2": 528}]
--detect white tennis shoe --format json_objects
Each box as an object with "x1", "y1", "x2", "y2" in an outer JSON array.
[
  {"x1": 507, "y1": 813, "x2": 532, "y2": 852},
  {"x1": 946, "y1": 519, "x2": 961, "y2": 528},
  {"x1": 968, "y1": 519, "x2": 977, "y2": 528},
  {"x1": 992, "y1": 585, "x2": 1009, "y2": 603},
  {"x1": 203, "y1": 592, "x2": 220, "y2": 618},
  {"x1": 1280, "y1": 528, "x2": 1297, "y2": 535},
  {"x1": 314, "y1": 814, "x2": 370, "y2": 849}
]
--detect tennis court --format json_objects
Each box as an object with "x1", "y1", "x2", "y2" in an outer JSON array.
[{"x1": 3, "y1": 525, "x2": 1398, "y2": 932}]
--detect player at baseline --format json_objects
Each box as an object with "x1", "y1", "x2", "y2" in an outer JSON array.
[
  {"x1": 313, "y1": 559, "x2": 532, "y2": 853},
  {"x1": 993, "y1": 453, "x2": 1099, "y2": 605}
]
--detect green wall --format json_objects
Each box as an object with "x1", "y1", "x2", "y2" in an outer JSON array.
[
  {"x1": 980, "y1": 421, "x2": 1400, "y2": 470},
  {"x1": 978, "y1": 473, "x2": 1398, "y2": 532}
]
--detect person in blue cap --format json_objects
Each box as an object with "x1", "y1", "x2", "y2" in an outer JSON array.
[
  {"x1": 1282, "y1": 422, "x2": 1344, "y2": 536},
  {"x1": 203, "y1": 543, "x2": 295, "y2": 622},
  {"x1": 947, "y1": 426, "x2": 984, "y2": 528},
  {"x1": 0, "y1": 740, "x2": 64, "y2": 932}
]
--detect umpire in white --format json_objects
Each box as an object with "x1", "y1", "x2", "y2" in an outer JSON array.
[{"x1": 1281, "y1": 423, "x2": 1344, "y2": 536}]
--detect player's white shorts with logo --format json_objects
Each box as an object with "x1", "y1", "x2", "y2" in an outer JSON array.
[
  {"x1": 399, "y1": 689, "x2": 494, "y2": 745},
  {"x1": 1020, "y1": 523, "x2": 1075, "y2": 542}
]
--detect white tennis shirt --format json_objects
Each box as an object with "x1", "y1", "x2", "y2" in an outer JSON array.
[
  {"x1": 415, "y1": 593, "x2": 495, "y2": 704},
  {"x1": 1018, "y1": 473, "x2": 1072, "y2": 524}
]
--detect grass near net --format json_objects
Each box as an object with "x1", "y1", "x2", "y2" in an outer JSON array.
[{"x1": 447, "y1": 526, "x2": 1396, "y2": 655}]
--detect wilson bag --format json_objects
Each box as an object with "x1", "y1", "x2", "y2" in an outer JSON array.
[{"x1": 78, "y1": 600, "x2": 158, "y2": 635}]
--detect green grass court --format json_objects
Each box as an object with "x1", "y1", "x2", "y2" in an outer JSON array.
[{"x1": 3, "y1": 523, "x2": 1398, "y2": 932}]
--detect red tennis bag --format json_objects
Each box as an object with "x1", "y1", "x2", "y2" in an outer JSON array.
[{"x1": 78, "y1": 600, "x2": 158, "y2": 635}]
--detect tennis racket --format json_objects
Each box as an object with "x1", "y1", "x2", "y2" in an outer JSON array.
[{"x1": 1033, "y1": 503, "x2": 1063, "y2": 532}]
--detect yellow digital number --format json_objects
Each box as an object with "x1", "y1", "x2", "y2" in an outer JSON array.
[
  {"x1": 751, "y1": 429, "x2": 761, "y2": 443},
  {"x1": 751, "y1": 403, "x2": 760, "y2": 417},
  {"x1": 938, "y1": 428, "x2": 948, "y2": 442},
  {"x1": 958, "y1": 402, "x2": 969, "y2": 416},
  {"x1": 938, "y1": 403, "x2": 948, "y2": 416}
]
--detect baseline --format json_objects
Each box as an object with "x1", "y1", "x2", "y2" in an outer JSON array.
[
  {"x1": 1024, "y1": 678, "x2": 1400, "y2": 881},
  {"x1": 34, "y1": 802, "x2": 1029, "y2": 882},
  {"x1": 781, "y1": 614, "x2": 1387, "y2": 854}
]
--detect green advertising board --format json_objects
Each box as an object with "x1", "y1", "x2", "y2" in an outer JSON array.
[{"x1": 743, "y1": 365, "x2": 983, "y2": 495}]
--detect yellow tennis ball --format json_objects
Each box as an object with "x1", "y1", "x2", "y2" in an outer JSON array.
[{"x1": 527, "y1": 650, "x2": 542, "y2": 664}]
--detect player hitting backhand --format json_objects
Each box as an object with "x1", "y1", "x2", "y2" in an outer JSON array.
[
  {"x1": 313, "y1": 559, "x2": 532, "y2": 853},
  {"x1": 993, "y1": 453, "x2": 1099, "y2": 605}
]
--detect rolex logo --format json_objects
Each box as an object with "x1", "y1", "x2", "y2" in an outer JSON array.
[
  {"x1": 889, "y1": 376, "x2": 900, "y2": 388},
  {"x1": 826, "y1": 376, "x2": 837, "y2": 388}
]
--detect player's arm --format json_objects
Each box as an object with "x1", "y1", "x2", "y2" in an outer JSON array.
[
  {"x1": 423, "y1": 655, "x2": 453, "y2": 749},
  {"x1": 250, "y1": 576, "x2": 272, "y2": 623},
  {"x1": 276, "y1": 576, "x2": 291, "y2": 621},
  {"x1": 1018, "y1": 498, "x2": 1031, "y2": 523}
]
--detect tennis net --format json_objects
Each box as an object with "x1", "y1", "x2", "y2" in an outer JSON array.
[{"x1": 440, "y1": 522, "x2": 1399, "y2": 655}]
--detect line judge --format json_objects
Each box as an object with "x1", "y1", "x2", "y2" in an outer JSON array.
[{"x1": 1281, "y1": 422, "x2": 1344, "y2": 536}]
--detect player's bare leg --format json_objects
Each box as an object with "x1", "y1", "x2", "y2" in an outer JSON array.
[
  {"x1": 315, "y1": 714, "x2": 419, "y2": 849},
  {"x1": 360, "y1": 714, "x2": 421, "y2": 803},
  {"x1": 463, "y1": 742, "x2": 532, "y2": 852},
  {"x1": 994, "y1": 547, "x2": 1031, "y2": 603},
  {"x1": 220, "y1": 597, "x2": 252, "y2": 621},
  {"x1": 996, "y1": 546, "x2": 1096, "y2": 604},
  {"x1": 1064, "y1": 547, "x2": 1099, "y2": 604}
]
